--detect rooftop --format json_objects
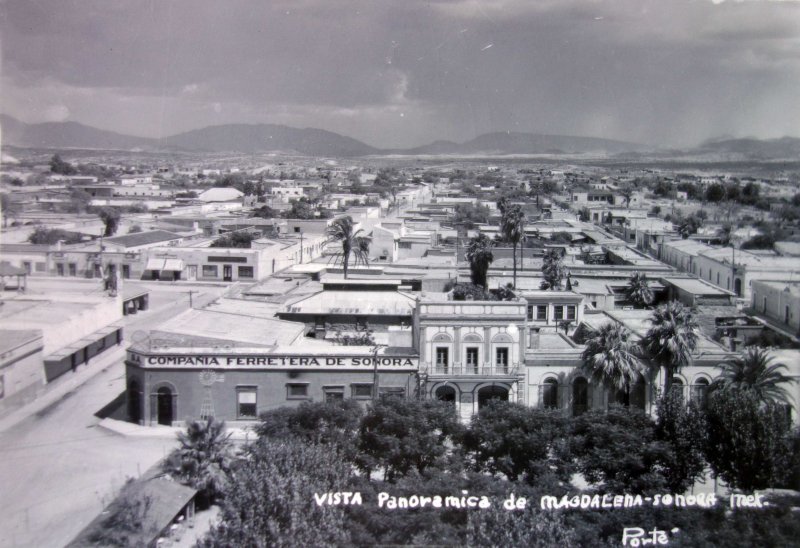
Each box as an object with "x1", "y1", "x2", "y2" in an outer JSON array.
[
  {"x1": 0, "y1": 329, "x2": 43, "y2": 355},
  {"x1": 662, "y1": 277, "x2": 731, "y2": 296},
  {"x1": 283, "y1": 290, "x2": 417, "y2": 316},
  {"x1": 103, "y1": 230, "x2": 183, "y2": 248}
]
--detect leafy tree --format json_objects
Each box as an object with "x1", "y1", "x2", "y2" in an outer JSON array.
[
  {"x1": 500, "y1": 204, "x2": 525, "y2": 288},
  {"x1": 252, "y1": 204, "x2": 279, "y2": 219},
  {"x1": 541, "y1": 248, "x2": 565, "y2": 290},
  {"x1": 28, "y1": 226, "x2": 84, "y2": 245},
  {"x1": 466, "y1": 505, "x2": 578, "y2": 548},
  {"x1": 451, "y1": 282, "x2": 491, "y2": 301},
  {"x1": 705, "y1": 390, "x2": 795, "y2": 491},
  {"x1": 1, "y1": 193, "x2": 21, "y2": 227},
  {"x1": 164, "y1": 417, "x2": 232, "y2": 507},
  {"x1": 97, "y1": 207, "x2": 120, "y2": 236},
  {"x1": 200, "y1": 440, "x2": 351, "y2": 547},
  {"x1": 255, "y1": 400, "x2": 363, "y2": 457},
  {"x1": 654, "y1": 389, "x2": 707, "y2": 493},
  {"x1": 127, "y1": 224, "x2": 143, "y2": 234},
  {"x1": 357, "y1": 398, "x2": 464, "y2": 482},
  {"x1": 710, "y1": 347, "x2": 794, "y2": 405},
  {"x1": 49, "y1": 154, "x2": 76, "y2": 175},
  {"x1": 581, "y1": 322, "x2": 644, "y2": 395},
  {"x1": 284, "y1": 198, "x2": 317, "y2": 219},
  {"x1": 641, "y1": 301, "x2": 698, "y2": 393},
  {"x1": 625, "y1": 271, "x2": 654, "y2": 308},
  {"x1": 550, "y1": 231, "x2": 573, "y2": 245},
  {"x1": 68, "y1": 188, "x2": 93, "y2": 213},
  {"x1": 705, "y1": 183, "x2": 726, "y2": 202},
  {"x1": 209, "y1": 231, "x2": 258, "y2": 248},
  {"x1": 452, "y1": 202, "x2": 491, "y2": 229},
  {"x1": 578, "y1": 207, "x2": 592, "y2": 222},
  {"x1": 213, "y1": 172, "x2": 245, "y2": 188},
  {"x1": 326, "y1": 216, "x2": 371, "y2": 279},
  {"x1": 463, "y1": 400, "x2": 570, "y2": 484},
  {"x1": 465, "y1": 233, "x2": 495, "y2": 289},
  {"x1": 570, "y1": 405, "x2": 673, "y2": 494},
  {"x1": 678, "y1": 214, "x2": 703, "y2": 238}
]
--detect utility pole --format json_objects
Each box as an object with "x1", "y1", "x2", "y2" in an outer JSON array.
[
  {"x1": 300, "y1": 231, "x2": 304, "y2": 264},
  {"x1": 188, "y1": 290, "x2": 198, "y2": 309}
]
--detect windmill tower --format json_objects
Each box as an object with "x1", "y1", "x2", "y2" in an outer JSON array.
[{"x1": 198, "y1": 370, "x2": 225, "y2": 420}]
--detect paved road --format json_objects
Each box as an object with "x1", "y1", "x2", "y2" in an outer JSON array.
[{"x1": 0, "y1": 282, "x2": 228, "y2": 548}]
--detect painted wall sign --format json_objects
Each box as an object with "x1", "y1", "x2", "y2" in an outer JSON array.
[{"x1": 138, "y1": 354, "x2": 418, "y2": 369}]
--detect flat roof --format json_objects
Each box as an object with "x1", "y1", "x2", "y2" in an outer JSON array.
[
  {"x1": 283, "y1": 290, "x2": 416, "y2": 316},
  {"x1": 662, "y1": 277, "x2": 731, "y2": 296},
  {"x1": 0, "y1": 329, "x2": 43, "y2": 355},
  {"x1": 156, "y1": 308, "x2": 305, "y2": 346}
]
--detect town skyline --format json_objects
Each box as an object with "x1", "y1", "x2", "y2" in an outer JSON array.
[{"x1": 2, "y1": 0, "x2": 800, "y2": 149}]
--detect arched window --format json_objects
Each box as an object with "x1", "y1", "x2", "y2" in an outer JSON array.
[
  {"x1": 435, "y1": 385, "x2": 456, "y2": 404},
  {"x1": 671, "y1": 377, "x2": 684, "y2": 403},
  {"x1": 541, "y1": 378, "x2": 558, "y2": 409},
  {"x1": 572, "y1": 378, "x2": 589, "y2": 416},
  {"x1": 478, "y1": 385, "x2": 509, "y2": 409},
  {"x1": 692, "y1": 378, "x2": 710, "y2": 408}
]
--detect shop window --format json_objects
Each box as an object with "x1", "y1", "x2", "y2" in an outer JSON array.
[
  {"x1": 351, "y1": 383, "x2": 374, "y2": 399},
  {"x1": 536, "y1": 305, "x2": 548, "y2": 320},
  {"x1": 527, "y1": 305, "x2": 534, "y2": 320},
  {"x1": 323, "y1": 386, "x2": 345, "y2": 402},
  {"x1": 237, "y1": 387, "x2": 257, "y2": 419},
  {"x1": 68, "y1": 263, "x2": 77, "y2": 276},
  {"x1": 286, "y1": 384, "x2": 308, "y2": 399},
  {"x1": 566, "y1": 305, "x2": 576, "y2": 320},
  {"x1": 399, "y1": 241, "x2": 412, "y2": 249},
  {"x1": 202, "y1": 265, "x2": 218, "y2": 277},
  {"x1": 56, "y1": 264, "x2": 65, "y2": 276},
  {"x1": 554, "y1": 305, "x2": 564, "y2": 320},
  {"x1": 238, "y1": 266, "x2": 254, "y2": 279}
]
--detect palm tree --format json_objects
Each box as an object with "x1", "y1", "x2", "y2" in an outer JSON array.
[
  {"x1": 500, "y1": 204, "x2": 525, "y2": 289},
  {"x1": 166, "y1": 417, "x2": 232, "y2": 506},
  {"x1": 326, "y1": 216, "x2": 371, "y2": 279},
  {"x1": 625, "y1": 272, "x2": 654, "y2": 308},
  {"x1": 465, "y1": 233, "x2": 495, "y2": 289},
  {"x1": 641, "y1": 301, "x2": 698, "y2": 393},
  {"x1": 541, "y1": 248, "x2": 565, "y2": 290},
  {"x1": 581, "y1": 322, "x2": 644, "y2": 396},
  {"x1": 711, "y1": 347, "x2": 793, "y2": 405}
]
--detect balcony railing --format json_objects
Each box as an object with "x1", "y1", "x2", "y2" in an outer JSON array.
[{"x1": 423, "y1": 364, "x2": 520, "y2": 377}]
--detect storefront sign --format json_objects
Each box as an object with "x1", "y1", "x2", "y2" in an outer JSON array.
[{"x1": 140, "y1": 354, "x2": 417, "y2": 369}]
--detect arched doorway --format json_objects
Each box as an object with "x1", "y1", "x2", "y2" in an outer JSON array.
[
  {"x1": 477, "y1": 385, "x2": 509, "y2": 409},
  {"x1": 734, "y1": 278, "x2": 742, "y2": 297},
  {"x1": 670, "y1": 378, "x2": 684, "y2": 403},
  {"x1": 572, "y1": 378, "x2": 589, "y2": 416},
  {"x1": 435, "y1": 385, "x2": 456, "y2": 404},
  {"x1": 157, "y1": 386, "x2": 174, "y2": 426},
  {"x1": 615, "y1": 377, "x2": 646, "y2": 410},
  {"x1": 692, "y1": 378, "x2": 710, "y2": 409},
  {"x1": 128, "y1": 380, "x2": 141, "y2": 424},
  {"x1": 541, "y1": 378, "x2": 559, "y2": 409}
]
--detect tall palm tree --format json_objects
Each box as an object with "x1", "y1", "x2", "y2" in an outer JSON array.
[
  {"x1": 625, "y1": 272, "x2": 654, "y2": 308},
  {"x1": 641, "y1": 301, "x2": 698, "y2": 393},
  {"x1": 167, "y1": 417, "x2": 233, "y2": 506},
  {"x1": 326, "y1": 216, "x2": 371, "y2": 279},
  {"x1": 541, "y1": 248, "x2": 565, "y2": 290},
  {"x1": 711, "y1": 347, "x2": 793, "y2": 405},
  {"x1": 581, "y1": 322, "x2": 644, "y2": 396},
  {"x1": 500, "y1": 204, "x2": 525, "y2": 289},
  {"x1": 465, "y1": 233, "x2": 495, "y2": 289}
]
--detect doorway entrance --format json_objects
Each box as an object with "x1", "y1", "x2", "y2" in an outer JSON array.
[
  {"x1": 223, "y1": 265, "x2": 232, "y2": 281},
  {"x1": 157, "y1": 387, "x2": 174, "y2": 425}
]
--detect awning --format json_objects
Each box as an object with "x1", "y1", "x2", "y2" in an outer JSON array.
[
  {"x1": 162, "y1": 259, "x2": 185, "y2": 271},
  {"x1": 145, "y1": 258, "x2": 166, "y2": 271}
]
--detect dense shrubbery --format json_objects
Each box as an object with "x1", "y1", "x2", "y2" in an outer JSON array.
[{"x1": 197, "y1": 396, "x2": 800, "y2": 546}]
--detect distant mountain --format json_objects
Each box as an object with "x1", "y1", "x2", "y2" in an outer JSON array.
[
  {"x1": 0, "y1": 114, "x2": 153, "y2": 150},
  {"x1": 404, "y1": 132, "x2": 647, "y2": 155},
  {"x1": 160, "y1": 123, "x2": 379, "y2": 157},
  {"x1": 1, "y1": 114, "x2": 651, "y2": 157},
  {"x1": 695, "y1": 136, "x2": 800, "y2": 160}
]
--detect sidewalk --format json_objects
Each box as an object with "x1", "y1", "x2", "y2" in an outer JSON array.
[
  {"x1": 98, "y1": 417, "x2": 258, "y2": 441},
  {"x1": 0, "y1": 344, "x2": 125, "y2": 435}
]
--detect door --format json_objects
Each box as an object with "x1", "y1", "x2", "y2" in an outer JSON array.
[
  {"x1": 187, "y1": 265, "x2": 197, "y2": 281},
  {"x1": 157, "y1": 387, "x2": 174, "y2": 425},
  {"x1": 223, "y1": 265, "x2": 232, "y2": 281}
]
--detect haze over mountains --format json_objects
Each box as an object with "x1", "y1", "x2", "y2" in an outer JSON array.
[{"x1": 1, "y1": 114, "x2": 798, "y2": 160}]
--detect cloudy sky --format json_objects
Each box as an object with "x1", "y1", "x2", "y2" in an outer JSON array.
[{"x1": 1, "y1": 0, "x2": 799, "y2": 148}]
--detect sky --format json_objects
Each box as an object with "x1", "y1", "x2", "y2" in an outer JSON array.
[{"x1": 1, "y1": 0, "x2": 799, "y2": 149}]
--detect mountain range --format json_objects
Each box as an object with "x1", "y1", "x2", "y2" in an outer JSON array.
[{"x1": 2, "y1": 113, "x2": 798, "y2": 159}]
